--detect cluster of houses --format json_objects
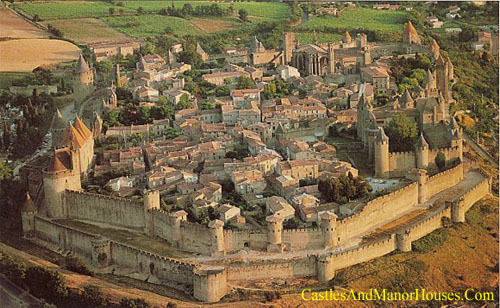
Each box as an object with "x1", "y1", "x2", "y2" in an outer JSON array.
[{"x1": 81, "y1": 21, "x2": 467, "y2": 228}]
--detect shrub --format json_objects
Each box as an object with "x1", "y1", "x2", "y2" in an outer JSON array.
[
  {"x1": 441, "y1": 216, "x2": 452, "y2": 228},
  {"x1": 65, "y1": 256, "x2": 94, "y2": 276},
  {"x1": 435, "y1": 151, "x2": 446, "y2": 171},
  {"x1": 412, "y1": 228, "x2": 448, "y2": 253},
  {"x1": 480, "y1": 203, "x2": 493, "y2": 214},
  {"x1": 120, "y1": 297, "x2": 151, "y2": 308},
  {"x1": 25, "y1": 266, "x2": 68, "y2": 303},
  {"x1": 82, "y1": 285, "x2": 106, "y2": 306}
]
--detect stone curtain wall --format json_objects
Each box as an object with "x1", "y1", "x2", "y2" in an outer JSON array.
[
  {"x1": 282, "y1": 228, "x2": 323, "y2": 250},
  {"x1": 428, "y1": 147, "x2": 460, "y2": 166},
  {"x1": 66, "y1": 190, "x2": 145, "y2": 229},
  {"x1": 461, "y1": 172, "x2": 490, "y2": 212},
  {"x1": 34, "y1": 216, "x2": 95, "y2": 258},
  {"x1": 336, "y1": 182, "x2": 419, "y2": 241},
  {"x1": 224, "y1": 229, "x2": 268, "y2": 252},
  {"x1": 109, "y1": 242, "x2": 196, "y2": 286},
  {"x1": 389, "y1": 151, "x2": 416, "y2": 173},
  {"x1": 226, "y1": 256, "x2": 318, "y2": 281},
  {"x1": 31, "y1": 216, "x2": 226, "y2": 302},
  {"x1": 426, "y1": 163, "x2": 464, "y2": 197}
]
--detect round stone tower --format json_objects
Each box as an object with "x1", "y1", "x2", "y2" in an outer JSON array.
[
  {"x1": 50, "y1": 109, "x2": 67, "y2": 148},
  {"x1": 415, "y1": 169, "x2": 428, "y2": 204},
  {"x1": 43, "y1": 149, "x2": 82, "y2": 218},
  {"x1": 208, "y1": 219, "x2": 225, "y2": 257},
  {"x1": 169, "y1": 210, "x2": 187, "y2": 248},
  {"x1": 21, "y1": 192, "x2": 37, "y2": 238},
  {"x1": 321, "y1": 211, "x2": 338, "y2": 249},
  {"x1": 415, "y1": 132, "x2": 429, "y2": 169},
  {"x1": 143, "y1": 189, "x2": 160, "y2": 235},
  {"x1": 374, "y1": 127, "x2": 390, "y2": 178},
  {"x1": 266, "y1": 214, "x2": 284, "y2": 253}
]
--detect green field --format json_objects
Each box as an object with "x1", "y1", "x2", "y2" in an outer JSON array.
[
  {"x1": 15, "y1": 1, "x2": 136, "y2": 20},
  {"x1": 0, "y1": 72, "x2": 29, "y2": 89},
  {"x1": 100, "y1": 14, "x2": 200, "y2": 37},
  {"x1": 298, "y1": 7, "x2": 407, "y2": 33},
  {"x1": 295, "y1": 32, "x2": 343, "y2": 45},
  {"x1": 119, "y1": 1, "x2": 290, "y2": 21},
  {"x1": 15, "y1": 1, "x2": 291, "y2": 38},
  {"x1": 15, "y1": 1, "x2": 290, "y2": 22}
]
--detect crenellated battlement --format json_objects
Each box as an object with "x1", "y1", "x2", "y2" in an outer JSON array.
[{"x1": 65, "y1": 189, "x2": 143, "y2": 206}]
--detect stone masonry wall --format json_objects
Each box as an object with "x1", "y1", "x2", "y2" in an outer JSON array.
[
  {"x1": 426, "y1": 163, "x2": 463, "y2": 197},
  {"x1": 65, "y1": 190, "x2": 145, "y2": 230},
  {"x1": 34, "y1": 216, "x2": 95, "y2": 258},
  {"x1": 336, "y1": 182, "x2": 419, "y2": 242}
]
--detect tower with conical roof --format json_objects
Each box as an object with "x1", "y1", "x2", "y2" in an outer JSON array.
[
  {"x1": 402, "y1": 21, "x2": 421, "y2": 45},
  {"x1": 401, "y1": 88, "x2": 414, "y2": 109},
  {"x1": 374, "y1": 127, "x2": 389, "y2": 177},
  {"x1": 196, "y1": 42, "x2": 209, "y2": 62},
  {"x1": 74, "y1": 54, "x2": 94, "y2": 85},
  {"x1": 343, "y1": 30, "x2": 352, "y2": 44},
  {"x1": 415, "y1": 133, "x2": 429, "y2": 168},
  {"x1": 429, "y1": 39, "x2": 440, "y2": 59},
  {"x1": 43, "y1": 147, "x2": 82, "y2": 218},
  {"x1": 21, "y1": 192, "x2": 37, "y2": 237},
  {"x1": 435, "y1": 55, "x2": 449, "y2": 102},
  {"x1": 50, "y1": 108, "x2": 67, "y2": 148}
]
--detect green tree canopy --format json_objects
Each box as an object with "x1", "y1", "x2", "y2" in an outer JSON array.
[
  {"x1": 235, "y1": 76, "x2": 256, "y2": 89},
  {"x1": 238, "y1": 9, "x2": 249, "y2": 22},
  {"x1": 385, "y1": 114, "x2": 418, "y2": 152}
]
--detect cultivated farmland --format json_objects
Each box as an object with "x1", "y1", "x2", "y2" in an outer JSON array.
[
  {"x1": 298, "y1": 7, "x2": 408, "y2": 34},
  {"x1": 40, "y1": 18, "x2": 130, "y2": 44},
  {"x1": 14, "y1": 1, "x2": 291, "y2": 38},
  {"x1": 295, "y1": 32, "x2": 343, "y2": 45},
  {"x1": 0, "y1": 38, "x2": 80, "y2": 72},
  {"x1": 100, "y1": 15, "x2": 200, "y2": 38},
  {"x1": 14, "y1": 1, "x2": 135, "y2": 20},
  {"x1": 119, "y1": 1, "x2": 290, "y2": 21}
]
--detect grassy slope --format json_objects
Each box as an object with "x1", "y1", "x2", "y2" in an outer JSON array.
[
  {"x1": 100, "y1": 14, "x2": 200, "y2": 37},
  {"x1": 15, "y1": 1, "x2": 135, "y2": 19},
  {"x1": 15, "y1": 1, "x2": 291, "y2": 38},
  {"x1": 298, "y1": 7, "x2": 407, "y2": 33},
  {"x1": 295, "y1": 32, "x2": 343, "y2": 45},
  {"x1": 119, "y1": 1, "x2": 290, "y2": 21},
  {"x1": 40, "y1": 18, "x2": 129, "y2": 44}
]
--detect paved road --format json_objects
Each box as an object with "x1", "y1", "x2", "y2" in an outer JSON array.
[{"x1": 0, "y1": 274, "x2": 40, "y2": 308}]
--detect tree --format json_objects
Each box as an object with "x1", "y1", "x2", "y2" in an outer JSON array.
[
  {"x1": 95, "y1": 60, "x2": 113, "y2": 74},
  {"x1": 33, "y1": 14, "x2": 41, "y2": 22},
  {"x1": 385, "y1": 114, "x2": 418, "y2": 152},
  {"x1": 2, "y1": 124, "x2": 10, "y2": 149},
  {"x1": 164, "y1": 127, "x2": 182, "y2": 139},
  {"x1": 0, "y1": 161, "x2": 10, "y2": 181},
  {"x1": 120, "y1": 297, "x2": 151, "y2": 308},
  {"x1": 200, "y1": 101, "x2": 215, "y2": 110},
  {"x1": 178, "y1": 49, "x2": 203, "y2": 69},
  {"x1": 238, "y1": 9, "x2": 249, "y2": 22},
  {"x1": 109, "y1": 7, "x2": 115, "y2": 15},
  {"x1": 137, "y1": 7, "x2": 145, "y2": 14},
  {"x1": 82, "y1": 285, "x2": 106, "y2": 306},
  {"x1": 435, "y1": 151, "x2": 446, "y2": 171},
  {"x1": 175, "y1": 94, "x2": 193, "y2": 110},
  {"x1": 25, "y1": 266, "x2": 68, "y2": 303},
  {"x1": 235, "y1": 76, "x2": 256, "y2": 89},
  {"x1": 458, "y1": 25, "x2": 477, "y2": 42}
]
